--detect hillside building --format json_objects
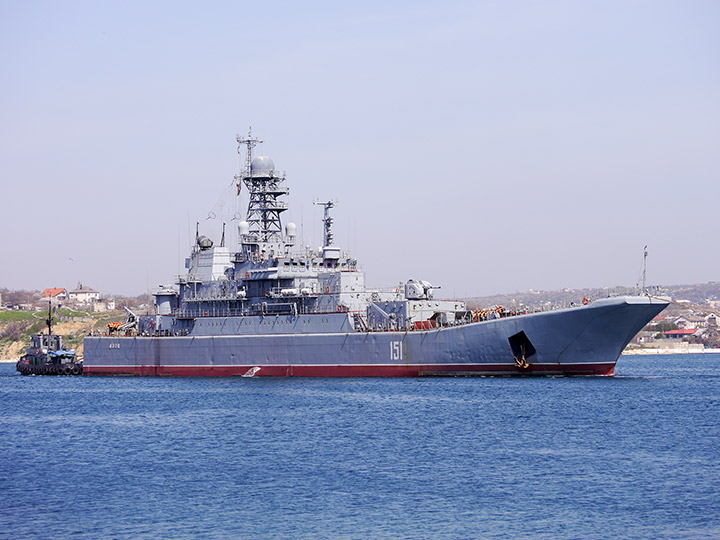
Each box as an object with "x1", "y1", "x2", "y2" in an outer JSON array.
[
  {"x1": 43, "y1": 288, "x2": 68, "y2": 300},
  {"x1": 69, "y1": 283, "x2": 100, "y2": 305},
  {"x1": 664, "y1": 328, "x2": 697, "y2": 339}
]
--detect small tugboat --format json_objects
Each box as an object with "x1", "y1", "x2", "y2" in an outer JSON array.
[{"x1": 16, "y1": 304, "x2": 83, "y2": 376}]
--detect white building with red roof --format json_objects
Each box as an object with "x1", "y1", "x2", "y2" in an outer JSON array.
[
  {"x1": 664, "y1": 328, "x2": 697, "y2": 339},
  {"x1": 43, "y1": 288, "x2": 68, "y2": 300}
]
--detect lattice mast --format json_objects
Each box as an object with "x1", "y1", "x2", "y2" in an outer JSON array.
[{"x1": 235, "y1": 128, "x2": 291, "y2": 258}]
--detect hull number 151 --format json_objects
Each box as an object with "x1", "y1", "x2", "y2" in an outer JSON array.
[{"x1": 390, "y1": 341, "x2": 403, "y2": 360}]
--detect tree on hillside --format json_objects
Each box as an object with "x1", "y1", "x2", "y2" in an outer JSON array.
[
  {"x1": 651, "y1": 322, "x2": 679, "y2": 332},
  {"x1": 0, "y1": 289, "x2": 41, "y2": 305}
]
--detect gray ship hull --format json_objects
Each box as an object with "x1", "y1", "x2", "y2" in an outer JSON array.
[{"x1": 83, "y1": 296, "x2": 666, "y2": 377}]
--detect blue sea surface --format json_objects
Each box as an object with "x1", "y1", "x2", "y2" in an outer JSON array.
[{"x1": 1, "y1": 354, "x2": 719, "y2": 540}]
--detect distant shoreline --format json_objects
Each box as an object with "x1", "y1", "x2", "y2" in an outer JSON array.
[{"x1": 623, "y1": 348, "x2": 720, "y2": 355}]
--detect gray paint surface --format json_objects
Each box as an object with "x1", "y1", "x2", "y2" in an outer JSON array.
[{"x1": 84, "y1": 296, "x2": 666, "y2": 375}]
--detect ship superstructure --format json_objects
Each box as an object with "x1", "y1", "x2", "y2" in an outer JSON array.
[
  {"x1": 157, "y1": 131, "x2": 462, "y2": 331},
  {"x1": 83, "y1": 131, "x2": 668, "y2": 376}
]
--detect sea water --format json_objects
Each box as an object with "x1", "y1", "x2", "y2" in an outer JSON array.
[{"x1": 1, "y1": 354, "x2": 718, "y2": 540}]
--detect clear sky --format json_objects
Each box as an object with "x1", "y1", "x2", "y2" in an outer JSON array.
[{"x1": 1, "y1": 1, "x2": 718, "y2": 298}]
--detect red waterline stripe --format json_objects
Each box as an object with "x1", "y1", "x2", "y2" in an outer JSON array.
[{"x1": 83, "y1": 362, "x2": 616, "y2": 377}]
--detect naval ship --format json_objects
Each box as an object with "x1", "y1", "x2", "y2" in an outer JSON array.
[{"x1": 83, "y1": 132, "x2": 668, "y2": 376}]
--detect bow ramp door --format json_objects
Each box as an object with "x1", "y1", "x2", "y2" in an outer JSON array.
[{"x1": 508, "y1": 331, "x2": 536, "y2": 365}]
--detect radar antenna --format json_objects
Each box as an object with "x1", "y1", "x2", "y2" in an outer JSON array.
[
  {"x1": 235, "y1": 127, "x2": 263, "y2": 194},
  {"x1": 313, "y1": 199, "x2": 337, "y2": 247}
]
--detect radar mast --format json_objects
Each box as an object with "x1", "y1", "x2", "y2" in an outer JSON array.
[
  {"x1": 313, "y1": 199, "x2": 336, "y2": 247},
  {"x1": 235, "y1": 128, "x2": 291, "y2": 260},
  {"x1": 236, "y1": 127, "x2": 262, "y2": 187}
]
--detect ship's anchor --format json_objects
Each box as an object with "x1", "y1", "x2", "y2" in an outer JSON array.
[
  {"x1": 508, "y1": 333, "x2": 535, "y2": 369},
  {"x1": 513, "y1": 339, "x2": 531, "y2": 368},
  {"x1": 514, "y1": 353, "x2": 531, "y2": 369}
]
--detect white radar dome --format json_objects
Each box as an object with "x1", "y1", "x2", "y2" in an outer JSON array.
[
  {"x1": 238, "y1": 221, "x2": 250, "y2": 236},
  {"x1": 250, "y1": 156, "x2": 275, "y2": 177},
  {"x1": 285, "y1": 222, "x2": 297, "y2": 236}
]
